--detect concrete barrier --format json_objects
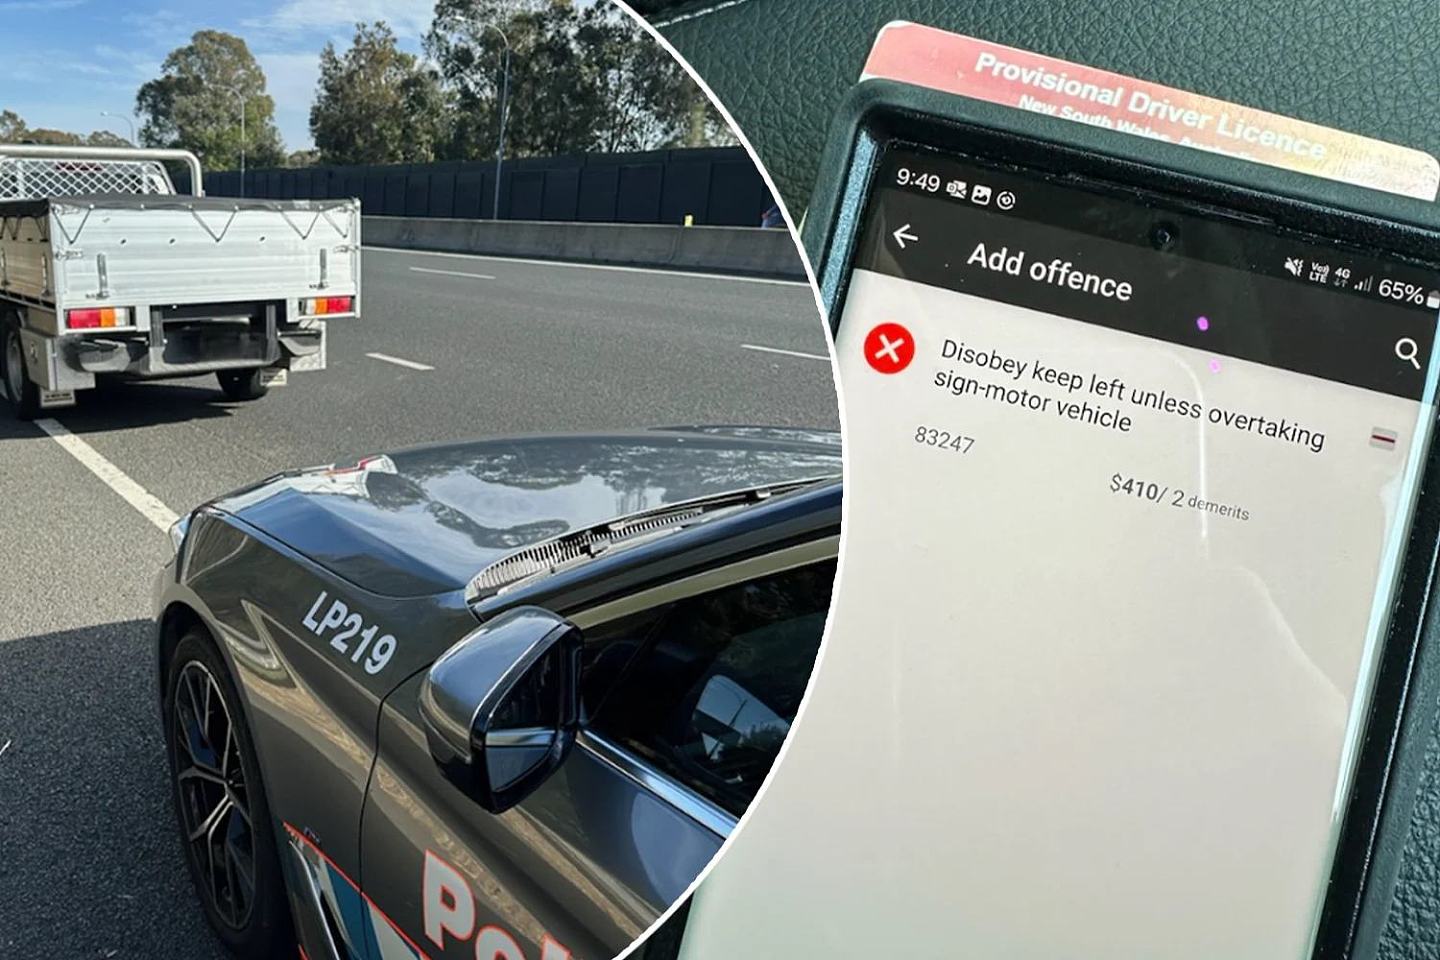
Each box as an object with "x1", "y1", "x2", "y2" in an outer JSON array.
[{"x1": 362, "y1": 216, "x2": 807, "y2": 280}]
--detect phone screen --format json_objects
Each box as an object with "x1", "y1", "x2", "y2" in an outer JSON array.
[
  {"x1": 843, "y1": 147, "x2": 1440, "y2": 956},
  {"x1": 687, "y1": 145, "x2": 1440, "y2": 959}
]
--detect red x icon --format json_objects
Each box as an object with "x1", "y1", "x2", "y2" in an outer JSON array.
[{"x1": 863, "y1": 322, "x2": 915, "y2": 374}]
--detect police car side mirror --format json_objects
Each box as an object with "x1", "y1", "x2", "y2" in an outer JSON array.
[{"x1": 419, "y1": 607, "x2": 581, "y2": 814}]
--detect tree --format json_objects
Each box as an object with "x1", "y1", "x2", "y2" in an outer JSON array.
[
  {"x1": 576, "y1": 5, "x2": 735, "y2": 152},
  {"x1": 135, "y1": 31, "x2": 285, "y2": 170},
  {"x1": 423, "y1": 1, "x2": 737, "y2": 159},
  {"x1": 311, "y1": 21, "x2": 448, "y2": 165},
  {"x1": 0, "y1": 110, "x2": 25, "y2": 142},
  {"x1": 427, "y1": 0, "x2": 598, "y2": 160},
  {"x1": 0, "y1": 111, "x2": 136, "y2": 147},
  {"x1": 86, "y1": 130, "x2": 132, "y2": 148},
  {"x1": 15, "y1": 127, "x2": 83, "y2": 146}
]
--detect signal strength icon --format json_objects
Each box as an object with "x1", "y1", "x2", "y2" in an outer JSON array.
[
  {"x1": 1354, "y1": 276, "x2": 1375, "y2": 293},
  {"x1": 1283, "y1": 257, "x2": 1304, "y2": 277}
]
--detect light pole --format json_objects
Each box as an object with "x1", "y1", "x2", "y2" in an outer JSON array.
[
  {"x1": 98, "y1": 111, "x2": 135, "y2": 144},
  {"x1": 223, "y1": 86, "x2": 247, "y2": 197},
  {"x1": 482, "y1": 24, "x2": 511, "y2": 221}
]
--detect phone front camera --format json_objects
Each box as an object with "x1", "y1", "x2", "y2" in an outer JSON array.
[{"x1": 1150, "y1": 222, "x2": 1178, "y2": 249}]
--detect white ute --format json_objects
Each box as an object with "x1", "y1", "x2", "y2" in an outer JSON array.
[{"x1": 0, "y1": 143, "x2": 360, "y2": 419}]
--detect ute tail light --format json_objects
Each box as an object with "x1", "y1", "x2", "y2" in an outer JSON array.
[
  {"x1": 302, "y1": 296, "x2": 354, "y2": 316},
  {"x1": 66, "y1": 307, "x2": 128, "y2": 330}
]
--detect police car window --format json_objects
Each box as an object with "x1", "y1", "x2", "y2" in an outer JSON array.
[{"x1": 586, "y1": 559, "x2": 836, "y2": 817}]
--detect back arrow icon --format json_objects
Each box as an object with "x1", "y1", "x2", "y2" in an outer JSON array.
[{"x1": 893, "y1": 224, "x2": 919, "y2": 249}]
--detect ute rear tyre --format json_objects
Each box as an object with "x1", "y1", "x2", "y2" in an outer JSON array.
[
  {"x1": 164, "y1": 631, "x2": 293, "y2": 958},
  {"x1": 217, "y1": 369, "x2": 269, "y2": 402},
  {"x1": 2, "y1": 319, "x2": 40, "y2": 421}
]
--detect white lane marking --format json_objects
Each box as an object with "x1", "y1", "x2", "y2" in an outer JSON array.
[
  {"x1": 366, "y1": 245, "x2": 808, "y2": 287},
  {"x1": 36, "y1": 418, "x2": 178, "y2": 533},
  {"x1": 0, "y1": 739, "x2": 10, "y2": 759},
  {"x1": 652, "y1": 0, "x2": 757, "y2": 27},
  {"x1": 741, "y1": 343, "x2": 830, "y2": 362},
  {"x1": 366, "y1": 352, "x2": 435, "y2": 371},
  {"x1": 408, "y1": 266, "x2": 497, "y2": 280}
]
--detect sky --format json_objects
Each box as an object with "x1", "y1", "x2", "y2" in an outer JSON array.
[{"x1": 0, "y1": 0, "x2": 449, "y2": 150}]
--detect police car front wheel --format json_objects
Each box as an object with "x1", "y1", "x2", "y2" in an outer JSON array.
[{"x1": 164, "y1": 631, "x2": 293, "y2": 957}]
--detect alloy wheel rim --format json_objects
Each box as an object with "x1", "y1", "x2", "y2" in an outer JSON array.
[{"x1": 172, "y1": 661, "x2": 257, "y2": 930}]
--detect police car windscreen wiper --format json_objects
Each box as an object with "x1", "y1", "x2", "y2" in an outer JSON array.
[{"x1": 466, "y1": 477, "x2": 833, "y2": 600}]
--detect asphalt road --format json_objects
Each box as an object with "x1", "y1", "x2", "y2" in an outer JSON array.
[{"x1": 0, "y1": 247, "x2": 836, "y2": 960}]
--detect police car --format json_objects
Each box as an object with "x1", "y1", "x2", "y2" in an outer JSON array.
[{"x1": 154, "y1": 427, "x2": 840, "y2": 960}]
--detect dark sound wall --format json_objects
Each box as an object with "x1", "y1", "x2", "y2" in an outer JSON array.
[{"x1": 198, "y1": 147, "x2": 776, "y2": 227}]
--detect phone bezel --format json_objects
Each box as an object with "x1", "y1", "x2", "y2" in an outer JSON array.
[{"x1": 804, "y1": 80, "x2": 1440, "y2": 960}]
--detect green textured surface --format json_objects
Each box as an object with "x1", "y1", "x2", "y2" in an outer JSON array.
[
  {"x1": 652, "y1": 1, "x2": 1440, "y2": 955},
  {"x1": 657, "y1": 0, "x2": 1440, "y2": 217}
]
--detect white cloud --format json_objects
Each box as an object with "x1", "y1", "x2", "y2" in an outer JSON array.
[
  {"x1": 0, "y1": 0, "x2": 84, "y2": 11},
  {"x1": 64, "y1": 61, "x2": 114, "y2": 76},
  {"x1": 93, "y1": 44, "x2": 161, "y2": 80},
  {"x1": 245, "y1": 0, "x2": 437, "y2": 40},
  {"x1": 1, "y1": 47, "x2": 121, "y2": 82},
  {"x1": 118, "y1": 5, "x2": 197, "y2": 36}
]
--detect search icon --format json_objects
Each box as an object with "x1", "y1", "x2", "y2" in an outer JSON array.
[{"x1": 1396, "y1": 337, "x2": 1421, "y2": 370}]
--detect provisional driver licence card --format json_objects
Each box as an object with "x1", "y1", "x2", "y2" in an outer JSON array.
[{"x1": 862, "y1": 22, "x2": 1440, "y2": 202}]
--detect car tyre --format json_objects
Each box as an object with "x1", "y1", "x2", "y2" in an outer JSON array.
[
  {"x1": 2, "y1": 316, "x2": 41, "y2": 421},
  {"x1": 217, "y1": 369, "x2": 269, "y2": 402},
  {"x1": 164, "y1": 631, "x2": 293, "y2": 957}
]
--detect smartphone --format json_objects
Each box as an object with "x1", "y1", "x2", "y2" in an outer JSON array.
[{"x1": 682, "y1": 83, "x2": 1440, "y2": 960}]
